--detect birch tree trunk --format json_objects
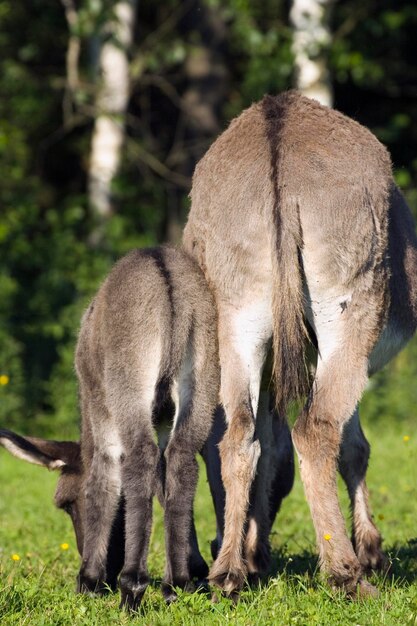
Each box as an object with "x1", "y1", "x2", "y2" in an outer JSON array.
[
  {"x1": 290, "y1": 0, "x2": 333, "y2": 107},
  {"x1": 88, "y1": 0, "x2": 138, "y2": 218}
]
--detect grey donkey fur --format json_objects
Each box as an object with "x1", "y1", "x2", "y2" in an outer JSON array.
[
  {"x1": 183, "y1": 90, "x2": 417, "y2": 597},
  {"x1": 1, "y1": 359, "x2": 294, "y2": 604},
  {"x1": 74, "y1": 245, "x2": 221, "y2": 609},
  {"x1": 0, "y1": 398, "x2": 294, "y2": 595}
]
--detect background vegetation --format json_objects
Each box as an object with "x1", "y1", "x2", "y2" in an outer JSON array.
[{"x1": 0, "y1": 0, "x2": 416, "y2": 438}]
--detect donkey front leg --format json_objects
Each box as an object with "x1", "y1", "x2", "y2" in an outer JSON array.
[
  {"x1": 200, "y1": 406, "x2": 226, "y2": 561},
  {"x1": 78, "y1": 396, "x2": 122, "y2": 594},
  {"x1": 209, "y1": 300, "x2": 271, "y2": 594},
  {"x1": 119, "y1": 422, "x2": 160, "y2": 611},
  {"x1": 244, "y1": 394, "x2": 276, "y2": 580},
  {"x1": 244, "y1": 394, "x2": 295, "y2": 580},
  {"x1": 339, "y1": 408, "x2": 387, "y2": 573}
]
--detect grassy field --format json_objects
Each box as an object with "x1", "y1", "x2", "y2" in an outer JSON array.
[{"x1": 0, "y1": 416, "x2": 416, "y2": 625}]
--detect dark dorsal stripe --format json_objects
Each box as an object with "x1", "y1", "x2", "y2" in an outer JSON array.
[
  {"x1": 141, "y1": 247, "x2": 176, "y2": 401},
  {"x1": 261, "y1": 94, "x2": 288, "y2": 255}
]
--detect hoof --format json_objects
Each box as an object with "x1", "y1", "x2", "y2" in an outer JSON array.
[
  {"x1": 76, "y1": 572, "x2": 107, "y2": 595},
  {"x1": 161, "y1": 583, "x2": 178, "y2": 605},
  {"x1": 119, "y1": 573, "x2": 149, "y2": 612},
  {"x1": 356, "y1": 543, "x2": 389, "y2": 575},
  {"x1": 211, "y1": 590, "x2": 240, "y2": 605},
  {"x1": 349, "y1": 579, "x2": 379, "y2": 600},
  {"x1": 209, "y1": 566, "x2": 246, "y2": 595},
  {"x1": 246, "y1": 541, "x2": 271, "y2": 576},
  {"x1": 161, "y1": 580, "x2": 195, "y2": 604}
]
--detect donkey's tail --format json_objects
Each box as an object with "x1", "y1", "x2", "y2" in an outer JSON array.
[
  {"x1": 262, "y1": 95, "x2": 309, "y2": 414},
  {"x1": 271, "y1": 190, "x2": 309, "y2": 414}
]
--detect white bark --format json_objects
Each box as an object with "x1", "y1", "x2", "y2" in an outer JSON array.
[
  {"x1": 290, "y1": 0, "x2": 333, "y2": 108},
  {"x1": 89, "y1": 0, "x2": 138, "y2": 217}
]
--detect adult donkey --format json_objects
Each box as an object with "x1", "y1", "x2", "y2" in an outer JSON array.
[{"x1": 183, "y1": 91, "x2": 417, "y2": 597}]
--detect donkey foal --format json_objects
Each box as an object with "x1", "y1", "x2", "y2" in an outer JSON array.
[{"x1": 75, "y1": 246, "x2": 219, "y2": 610}]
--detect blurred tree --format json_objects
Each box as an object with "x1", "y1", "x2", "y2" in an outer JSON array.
[
  {"x1": 88, "y1": 0, "x2": 138, "y2": 223},
  {"x1": 290, "y1": 0, "x2": 333, "y2": 106},
  {"x1": 0, "y1": 0, "x2": 416, "y2": 437}
]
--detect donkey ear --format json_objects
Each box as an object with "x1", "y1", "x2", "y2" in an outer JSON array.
[{"x1": 0, "y1": 429, "x2": 81, "y2": 471}]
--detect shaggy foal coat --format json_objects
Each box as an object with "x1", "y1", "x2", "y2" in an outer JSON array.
[{"x1": 75, "y1": 246, "x2": 219, "y2": 609}]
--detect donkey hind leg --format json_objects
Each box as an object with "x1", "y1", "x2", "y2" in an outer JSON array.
[
  {"x1": 339, "y1": 408, "x2": 387, "y2": 573},
  {"x1": 245, "y1": 394, "x2": 295, "y2": 581},
  {"x1": 292, "y1": 295, "x2": 380, "y2": 598},
  {"x1": 158, "y1": 451, "x2": 208, "y2": 582},
  {"x1": 78, "y1": 395, "x2": 123, "y2": 594},
  {"x1": 161, "y1": 435, "x2": 199, "y2": 603},
  {"x1": 209, "y1": 300, "x2": 272, "y2": 594},
  {"x1": 119, "y1": 416, "x2": 160, "y2": 612}
]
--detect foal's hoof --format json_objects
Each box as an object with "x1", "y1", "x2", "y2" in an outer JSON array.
[
  {"x1": 161, "y1": 583, "x2": 178, "y2": 605},
  {"x1": 161, "y1": 580, "x2": 195, "y2": 604},
  {"x1": 76, "y1": 572, "x2": 107, "y2": 595},
  {"x1": 119, "y1": 573, "x2": 149, "y2": 612}
]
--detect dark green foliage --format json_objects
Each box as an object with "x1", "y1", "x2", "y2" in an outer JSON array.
[{"x1": 0, "y1": 0, "x2": 416, "y2": 437}]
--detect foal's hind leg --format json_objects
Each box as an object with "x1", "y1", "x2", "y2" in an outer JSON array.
[
  {"x1": 162, "y1": 339, "x2": 217, "y2": 602},
  {"x1": 118, "y1": 402, "x2": 160, "y2": 611},
  {"x1": 339, "y1": 408, "x2": 387, "y2": 573},
  {"x1": 162, "y1": 433, "x2": 200, "y2": 603}
]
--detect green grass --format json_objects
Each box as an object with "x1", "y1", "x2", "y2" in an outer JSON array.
[{"x1": 1, "y1": 416, "x2": 417, "y2": 625}]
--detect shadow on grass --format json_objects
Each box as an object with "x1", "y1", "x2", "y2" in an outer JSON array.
[
  {"x1": 384, "y1": 538, "x2": 417, "y2": 583},
  {"x1": 259, "y1": 537, "x2": 417, "y2": 589},
  {"x1": 270, "y1": 547, "x2": 319, "y2": 579}
]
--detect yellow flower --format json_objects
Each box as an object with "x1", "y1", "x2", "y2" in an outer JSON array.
[
  {"x1": 324, "y1": 533, "x2": 332, "y2": 541},
  {"x1": 403, "y1": 435, "x2": 410, "y2": 443},
  {"x1": 11, "y1": 554, "x2": 20, "y2": 561},
  {"x1": 60, "y1": 543, "x2": 69, "y2": 551},
  {"x1": 0, "y1": 375, "x2": 9, "y2": 386}
]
